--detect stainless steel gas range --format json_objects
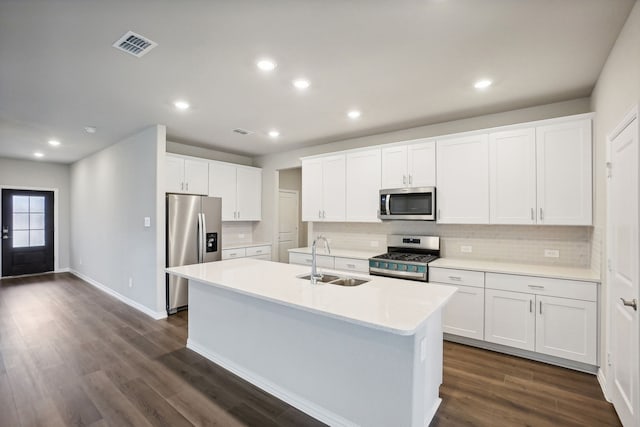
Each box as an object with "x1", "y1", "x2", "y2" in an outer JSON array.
[{"x1": 368, "y1": 235, "x2": 440, "y2": 282}]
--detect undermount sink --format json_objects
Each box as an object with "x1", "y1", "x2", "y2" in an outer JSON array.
[{"x1": 296, "y1": 273, "x2": 369, "y2": 287}]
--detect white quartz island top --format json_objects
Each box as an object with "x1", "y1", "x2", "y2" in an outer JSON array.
[
  {"x1": 430, "y1": 258, "x2": 600, "y2": 282},
  {"x1": 166, "y1": 258, "x2": 456, "y2": 335},
  {"x1": 288, "y1": 246, "x2": 381, "y2": 260}
]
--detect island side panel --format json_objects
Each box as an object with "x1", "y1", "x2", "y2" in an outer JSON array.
[{"x1": 187, "y1": 279, "x2": 443, "y2": 427}]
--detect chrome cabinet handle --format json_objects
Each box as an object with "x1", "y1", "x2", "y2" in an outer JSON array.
[
  {"x1": 181, "y1": 182, "x2": 184, "y2": 191},
  {"x1": 256, "y1": 250, "x2": 262, "y2": 254},
  {"x1": 323, "y1": 210, "x2": 326, "y2": 219},
  {"x1": 531, "y1": 208, "x2": 534, "y2": 221},
  {"x1": 403, "y1": 175, "x2": 407, "y2": 185},
  {"x1": 621, "y1": 298, "x2": 638, "y2": 311},
  {"x1": 448, "y1": 276, "x2": 462, "y2": 281},
  {"x1": 540, "y1": 208, "x2": 544, "y2": 221},
  {"x1": 318, "y1": 210, "x2": 322, "y2": 219},
  {"x1": 2, "y1": 226, "x2": 8, "y2": 240},
  {"x1": 530, "y1": 300, "x2": 533, "y2": 313},
  {"x1": 186, "y1": 182, "x2": 189, "y2": 192},
  {"x1": 539, "y1": 301, "x2": 542, "y2": 314},
  {"x1": 237, "y1": 211, "x2": 240, "y2": 219},
  {"x1": 409, "y1": 174, "x2": 413, "y2": 185},
  {"x1": 528, "y1": 285, "x2": 545, "y2": 290},
  {"x1": 347, "y1": 263, "x2": 355, "y2": 269}
]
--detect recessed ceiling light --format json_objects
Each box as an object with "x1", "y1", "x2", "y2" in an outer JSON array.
[
  {"x1": 174, "y1": 100, "x2": 190, "y2": 110},
  {"x1": 268, "y1": 130, "x2": 280, "y2": 138},
  {"x1": 257, "y1": 59, "x2": 277, "y2": 71},
  {"x1": 293, "y1": 79, "x2": 310, "y2": 90},
  {"x1": 474, "y1": 79, "x2": 492, "y2": 89},
  {"x1": 34, "y1": 152, "x2": 44, "y2": 158},
  {"x1": 84, "y1": 126, "x2": 97, "y2": 134},
  {"x1": 347, "y1": 110, "x2": 361, "y2": 119},
  {"x1": 48, "y1": 139, "x2": 61, "y2": 147}
]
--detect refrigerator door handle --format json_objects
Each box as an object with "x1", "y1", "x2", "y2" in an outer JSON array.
[
  {"x1": 200, "y1": 212, "x2": 207, "y2": 263},
  {"x1": 197, "y1": 213, "x2": 203, "y2": 263}
]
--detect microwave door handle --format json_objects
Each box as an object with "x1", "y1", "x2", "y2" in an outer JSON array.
[{"x1": 386, "y1": 195, "x2": 391, "y2": 215}]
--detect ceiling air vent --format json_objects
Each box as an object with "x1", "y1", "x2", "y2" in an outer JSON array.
[
  {"x1": 233, "y1": 128, "x2": 254, "y2": 135},
  {"x1": 112, "y1": 31, "x2": 158, "y2": 58}
]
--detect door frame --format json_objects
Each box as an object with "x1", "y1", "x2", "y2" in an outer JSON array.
[
  {"x1": 277, "y1": 189, "x2": 299, "y2": 262},
  {"x1": 605, "y1": 104, "x2": 639, "y2": 424},
  {"x1": 0, "y1": 185, "x2": 60, "y2": 275}
]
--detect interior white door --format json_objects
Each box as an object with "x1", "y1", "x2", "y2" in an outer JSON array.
[
  {"x1": 278, "y1": 190, "x2": 299, "y2": 262},
  {"x1": 608, "y1": 110, "x2": 639, "y2": 427}
]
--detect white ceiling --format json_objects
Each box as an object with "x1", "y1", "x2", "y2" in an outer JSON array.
[{"x1": 0, "y1": 0, "x2": 635, "y2": 164}]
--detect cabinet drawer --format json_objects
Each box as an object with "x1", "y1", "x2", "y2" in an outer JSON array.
[
  {"x1": 289, "y1": 252, "x2": 334, "y2": 268},
  {"x1": 430, "y1": 267, "x2": 485, "y2": 288},
  {"x1": 246, "y1": 245, "x2": 271, "y2": 257},
  {"x1": 334, "y1": 257, "x2": 369, "y2": 273},
  {"x1": 222, "y1": 248, "x2": 246, "y2": 260},
  {"x1": 485, "y1": 273, "x2": 597, "y2": 302}
]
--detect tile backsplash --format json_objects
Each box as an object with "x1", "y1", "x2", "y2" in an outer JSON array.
[
  {"x1": 311, "y1": 222, "x2": 593, "y2": 268},
  {"x1": 222, "y1": 222, "x2": 254, "y2": 246}
]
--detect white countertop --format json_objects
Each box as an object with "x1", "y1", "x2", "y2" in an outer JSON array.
[
  {"x1": 222, "y1": 241, "x2": 272, "y2": 250},
  {"x1": 166, "y1": 258, "x2": 456, "y2": 335},
  {"x1": 288, "y1": 246, "x2": 382, "y2": 260},
  {"x1": 430, "y1": 258, "x2": 601, "y2": 282}
]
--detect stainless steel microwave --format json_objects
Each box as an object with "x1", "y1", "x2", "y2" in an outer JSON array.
[{"x1": 378, "y1": 187, "x2": 436, "y2": 220}]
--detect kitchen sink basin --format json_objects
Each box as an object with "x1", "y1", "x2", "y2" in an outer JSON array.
[
  {"x1": 296, "y1": 273, "x2": 369, "y2": 286},
  {"x1": 328, "y1": 277, "x2": 369, "y2": 287},
  {"x1": 297, "y1": 274, "x2": 340, "y2": 283}
]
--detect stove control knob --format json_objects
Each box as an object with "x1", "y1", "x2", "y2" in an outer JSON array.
[{"x1": 400, "y1": 264, "x2": 407, "y2": 271}]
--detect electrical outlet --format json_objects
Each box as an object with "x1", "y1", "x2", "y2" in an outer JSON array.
[
  {"x1": 128, "y1": 277, "x2": 133, "y2": 288},
  {"x1": 79, "y1": 258, "x2": 83, "y2": 266},
  {"x1": 370, "y1": 241, "x2": 379, "y2": 248},
  {"x1": 144, "y1": 217, "x2": 151, "y2": 227},
  {"x1": 544, "y1": 249, "x2": 560, "y2": 258},
  {"x1": 461, "y1": 245, "x2": 473, "y2": 253},
  {"x1": 239, "y1": 234, "x2": 245, "y2": 239}
]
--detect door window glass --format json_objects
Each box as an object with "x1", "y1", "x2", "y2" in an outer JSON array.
[{"x1": 12, "y1": 195, "x2": 46, "y2": 248}]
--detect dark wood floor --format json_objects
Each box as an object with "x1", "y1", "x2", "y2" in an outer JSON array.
[{"x1": 0, "y1": 273, "x2": 620, "y2": 427}]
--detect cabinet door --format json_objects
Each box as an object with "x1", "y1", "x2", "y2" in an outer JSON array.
[
  {"x1": 536, "y1": 119, "x2": 592, "y2": 225},
  {"x1": 346, "y1": 149, "x2": 381, "y2": 222},
  {"x1": 236, "y1": 167, "x2": 262, "y2": 221},
  {"x1": 535, "y1": 295, "x2": 597, "y2": 364},
  {"x1": 321, "y1": 155, "x2": 346, "y2": 221},
  {"x1": 184, "y1": 158, "x2": 209, "y2": 195},
  {"x1": 485, "y1": 289, "x2": 535, "y2": 351},
  {"x1": 165, "y1": 155, "x2": 185, "y2": 193},
  {"x1": 209, "y1": 162, "x2": 238, "y2": 221},
  {"x1": 381, "y1": 145, "x2": 407, "y2": 189},
  {"x1": 442, "y1": 284, "x2": 485, "y2": 340},
  {"x1": 301, "y1": 158, "x2": 324, "y2": 221},
  {"x1": 489, "y1": 128, "x2": 537, "y2": 224},
  {"x1": 436, "y1": 134, "x2": 490, "y2": 224},
  {"x1": 407, "y1": 140, "x2": 436, "y2": 187}
]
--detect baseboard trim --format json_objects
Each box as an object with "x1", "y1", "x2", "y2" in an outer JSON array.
[
  {"x1": 597, "y1": 368, "x2": 611, "y2": 402},
  {"x1": 70, "y1": 270, "x2": 166, "y2": 320},
  {"x1": 187, "y1": 339, "x2": 357, "y2": 427},
  {"x1": 55, "y1": 267, "x2": 70, "y2": 273},
  {"x1": 444, "y1": 333, "x2": 598, "y2": 374}
]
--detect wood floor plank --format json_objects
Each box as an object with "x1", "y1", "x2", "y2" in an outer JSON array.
[{"x1": 0, "y1": 273, "x2": 621, "y2": 427}]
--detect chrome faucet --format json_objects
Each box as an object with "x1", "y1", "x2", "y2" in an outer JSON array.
[{"x1": 311, "y1": 235, "x2": 331, "y2": 284}]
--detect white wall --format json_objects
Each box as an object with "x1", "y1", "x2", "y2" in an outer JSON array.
[
  {"x1": 0, "y1": 157, "x2": 71, "y2": 271},
  {"x1": 253, "y1": 98, "x2": 592, "y2": 260},
  {"x1": 590, "y1": 0, "x2": 640, "y2": 383},
  {"x1": 167, "y1": 141, "x2": 253, "y2": 166},
  {"x1": 70, "y1": 125, "x2": 165, "y2": 318}
]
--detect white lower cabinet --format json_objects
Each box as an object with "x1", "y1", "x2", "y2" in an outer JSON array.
[
  {"x1": 222, "y1": 245, "x2": 271, "y2": 261},
  {"x1": 485, "y1": 288, "x2": 536, "y2": 351},
  {"x1": 333, "y1": 257, "x2": 369, "y2": 274},
  {"x1": 430, "y1": 267, "x2": 485, "y2": 340},
  {"x1": 289, "y1": 252, "x2": 334, "y2": 269},
  {"x1": 484, "y1": 273, "x2": 597, "y2": 365}
]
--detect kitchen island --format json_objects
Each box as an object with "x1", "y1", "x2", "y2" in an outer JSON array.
[{"x1": 166, "y1": 258, "x2": 456, "y2": 427}]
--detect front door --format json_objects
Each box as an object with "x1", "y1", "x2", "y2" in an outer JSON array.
[
  {"x1": 608, "y1": 110, "x2": 639, "y2": 427},
  {"x1": 1, "y1": 189, "x2": 54, "y2": 277}
]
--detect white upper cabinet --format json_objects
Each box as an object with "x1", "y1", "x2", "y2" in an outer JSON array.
[
  {"x1": 436, "y1": 134, "x2": 490, "y2": 224},
  {"x1": 209, "y1": 161, "x2": 262, "y2": 221},
  {"x1": 346, "y1": 149, "x2": 382, "y2": 222},
  {"x1": 489, "y1": 128, "x2": 537, "y2": 224},
  {"x1": 381, "y1": 139, "x2": 435, "y2": 189},
  {"x1": 301, "y1": 155, "x2": 346, "y2": 222},
  {"x1": 536, "y1": 119, "x2": 592, "y2": 225},
  {"x1": 165, "y1": 154, "x2": 209, "y2": 195}
]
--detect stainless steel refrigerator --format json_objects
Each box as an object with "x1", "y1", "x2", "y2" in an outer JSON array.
[{"x1": 166, "y1": 194, "x2": 222, "y2": 315}]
